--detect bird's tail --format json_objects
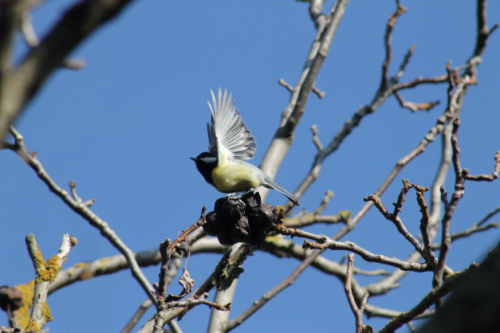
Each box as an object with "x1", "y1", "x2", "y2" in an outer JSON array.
[{"x1": 264, "y1": 179, "x2": 301, "y2": 206}]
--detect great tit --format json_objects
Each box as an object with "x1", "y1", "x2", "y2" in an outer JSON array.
[{"x1": 191, "y1": 89, "x2": 300, "y2": 206}]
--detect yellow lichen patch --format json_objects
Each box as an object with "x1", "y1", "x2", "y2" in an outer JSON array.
[
  {"x1": 338, "y1": 210, "x2": 351, "y2": 221},
  {"x1": 96, "y1": 258, "x2": 110, "y2": 272},
  {"x1": 16, "y1": 280, "x2": 35, "y2": 329},
  {"x1": 25, "y1": 320, "x2": 40, "y2": 333},
  {"x1": 41, "y1": 301, "x2": 53, "y2": 323},
  {"x1": 264, "y1": 234, "x2": 285, "y2": 246},
  {"x1": 35, "y1": 255, "x2": 61, "y2": 283},
  {"x1": 275, "y1": 205, "x2": 284, "y2": 217},
  {"x1": 74, "y1": 262, "x2": 87, "y2": 268},
  {"x1": 70, "y1": 235, "x2": 78, "y2": 246}
]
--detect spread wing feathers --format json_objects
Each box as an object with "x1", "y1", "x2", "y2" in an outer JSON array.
[{"x1": 207, "y1": 88, "x2": 256, "y2": 161}]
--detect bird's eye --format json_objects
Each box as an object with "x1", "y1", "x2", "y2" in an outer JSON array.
[{"x1": 200, "y1": 157, "x2": 217, "y2": 163}]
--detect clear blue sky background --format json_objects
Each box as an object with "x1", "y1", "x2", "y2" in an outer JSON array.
[{"x1": 1, "y1": 0, "x2": 499, "y2": 332}]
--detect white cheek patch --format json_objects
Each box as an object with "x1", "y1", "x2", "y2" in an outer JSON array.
[{"x1": 200, "y1": 157, "x2": 217, "y2": 163}]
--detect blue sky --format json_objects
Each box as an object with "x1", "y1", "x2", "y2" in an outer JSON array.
[{"x1": 1, "y1": 0, "x2": 500, "y2": 332}]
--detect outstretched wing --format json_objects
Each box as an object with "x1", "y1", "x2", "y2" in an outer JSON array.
[{"x1": 207, "y1": 88, "x2": 256, "y2": 161}]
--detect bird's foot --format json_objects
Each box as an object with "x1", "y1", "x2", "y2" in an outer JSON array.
[{"x1": 226, "y1": 189, "x2": 255, "y2": 206}]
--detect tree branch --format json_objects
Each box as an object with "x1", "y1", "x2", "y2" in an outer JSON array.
[
  {"x1": 344, "y1": 254, "x2": 371, "y2": 333},
  {"x1": 0, "y1": 0, "x2": 138, "y2": 145},
  {"x1": 303, "y1": 239, "x2": 432, "y2": 272},
  {"x1": 6, "y1": 127, "x2": 156, "y2": 304},
  {"x1": 259, "y1": 0, "x2": 350, "y2": 200},
  {"x1": 378, "y1": 263, "x2": 478, "y2": 333},
  {"x1": 25, "y1": 234, "x2": 75, "y2": 332}
]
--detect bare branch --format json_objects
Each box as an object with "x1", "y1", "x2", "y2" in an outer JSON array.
[
  {"x1": 463, "y1": 151, "x2": 500, "y2": 181},
  {"x1": 225, "y1": 243, "x2": 318, "y2": 331},
  {"x1": 380, "y1": 2, "x2": 407, "y2": 91},
  {"x1": 6, "y1": 127, "x2": 156, "y2": 304},
  {"x1": 284, "y1": 8, "x2": 455, "y2": 212},
  {"x1": 139, "y1": 245, "x2": 251, "y2": 333},
  {"x1": 263, "y1": 236, "x2": 390, "y2": 286},
  {"x1": 284, "y1": 190, "x2": 346, "y2": 228},
  {"x1": 311, "y1": 124, "x2": 323, "y2": 151},
  {"x1": 50, "y1": 229, "x2": 212, "y2": 295},
  {"x1": 378, "y1": 263, "x2": 478, "y2": 333},
  {"x1": 414, "y1": 185, "x2": 435, "y2": 263},
  {"x1": 392, "y1": 74, "x2": 448, "y2": 91},
  {"x1": 303, "y1": 239, "x2": 431, "y2": 272},
  {"x1": 477, "y1": 206, "x2": 500, "y2": 226},
  {"x1": 25, "y1": 234, "x2": 75, "y2": 332},
  {"x1": 284, "y1": 211, "x2": 349, "y2": 228},
  {"x1": 431, "y1": 222, "x2": 498, "y2": 250},
  {"x1": 153, "y1": 208, "x2": 207, "y2": 332},
  {"x1": 120, "y1": 299, "x2": 152, "y2": 333},
  {"x1": 278, "y1": 78, "x2": 293, "y2": 93},
  {"x1": 165, "y1": 292, "x2": 231, "y2": 312},
  {"x1": 365, "y1": 303, "x2": 434, "y2": 320},
  {"x1": 311, "y1": 84, "x2": 325, "y2": 99},
  {"x1": 259, "y1": 0, "x2": 350, "y2": 201},
  {"x1": 0, "y1": 0, "x2": 139, "y2": 145},
  {"x1": 433, "y1": 119, "x2": 466, "y2": 291},
  {"x1": 273, "y1": 224, "x2": 328, "y2": 243},
  {"x1": 363, "y1": 180, "x2": 430, "y2": 262},
  {"x1": 394, "y1": 90, "x2": 440, "y2": 113},
  {"x1": 394, "y1": 44, "x2": 416, "y2": 81},
  {"x1": 344, "y1": 254, "x2": 371, "y2": 333},
  {"x1": 121, "y1": 229, "x2": 208, "y2": 333},
  {"x1": 472, "y1": 0, "x2": 498, "y2": 61}
]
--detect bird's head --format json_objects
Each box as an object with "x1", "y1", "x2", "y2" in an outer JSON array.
[{"x1": 191, "y1": 152, "x2": 218, "y2": 175}]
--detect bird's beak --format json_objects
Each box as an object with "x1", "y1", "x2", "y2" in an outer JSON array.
[{"x1": 190, "y1": 157, "x2": 197, "y2": 161}]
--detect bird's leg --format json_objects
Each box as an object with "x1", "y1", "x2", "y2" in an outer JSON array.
[{"x1": 227, "y1": 188, "x2": 255, "y2": 206}]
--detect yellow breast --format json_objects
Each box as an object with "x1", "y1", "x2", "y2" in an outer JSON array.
[{"x1": 211, "y1": 163, "x2": 260, "y2": 193}]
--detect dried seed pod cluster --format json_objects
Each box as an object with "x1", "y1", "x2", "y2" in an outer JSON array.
[{"x1": 203, "y1": 193, "x2": 282, "y2": 247}]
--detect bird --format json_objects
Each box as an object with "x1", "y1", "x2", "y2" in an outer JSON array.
[{"x1": 191, "y1": 89, "x2": 300, "y2": 206}]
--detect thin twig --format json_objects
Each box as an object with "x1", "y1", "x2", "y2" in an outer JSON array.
[
  {"x1": 363, "y1": 180, "x2": 430, "y2": 262},
  {"x1": 413, "y1": 184, "x2": 435, "y2": 264},
  {"x1": 377, "y1": 263, "x2": 478, "y2": 333},
  {"x1": 394, "y1": 90, "x2": 440, "y2": 113},
  {"x1": 344, "y1": 254, "x2": 371, "y2": 333},
  {"x1": 380, "y1": 2, "x2": 407, "y2": 91},
  {"x1": 284, "y1": 211, "x2": 349, "y2": 228},
  {"x1": 120, "y1": 228, "x2": 208, "y2": 333},
  {"x1": 273, "y1": 224, "x2": 328, "y2": 243},
  {"x1": 278, "y1": 78, "x2": 293, "y2": 93},
  {"x1": 431, "y1": 221, "x2": 498, "y2": 250},
  {"x1": 50, "y1": 227, "x2": 208, "y2": 296},
  {"x1": 368, "y1": 0, "x2": 498, "y2": 301},
  {"x1": 477, "y1": 206, "x2": 500, "y2": 226},
  {"x1": 6, "y1": 127, "x2": 156, "y2": 304},
  {"x1": 152, "y1": 208, "x2": 207, "y2": 332},
  {"x1": 120, "y1": 299, "x2": 152, "y2": 333},
  {"x1": 433, "y1": 119, "x2": 465, "y2": 291},
  {"x1": 0, "y1": 0, "x2": 138, "y2": 144},
  {"x1": 164, "y1": 292, "x2": 231, "y2": 311},
  {"x1": 259, "y1": 0, "x2": 350, "y2": 201},
  {"x1": 311, "y1": 125, "x2": 323, "y2": 151},
  {"x1": 463, "y1": 151, "x2": 500, "y2": 181},
  {"x1": 303, "y1": 239, "x2": 431, "y2": 272},
  {"x1": 285, "y1": 3, "x2": 452, "y2": 211},
  {"x1": 365, "y1": 303, "x2": 434, "y2": 320},
  {"x1": 139, "y1": 245, "x2": 251, "y2": 333}
]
